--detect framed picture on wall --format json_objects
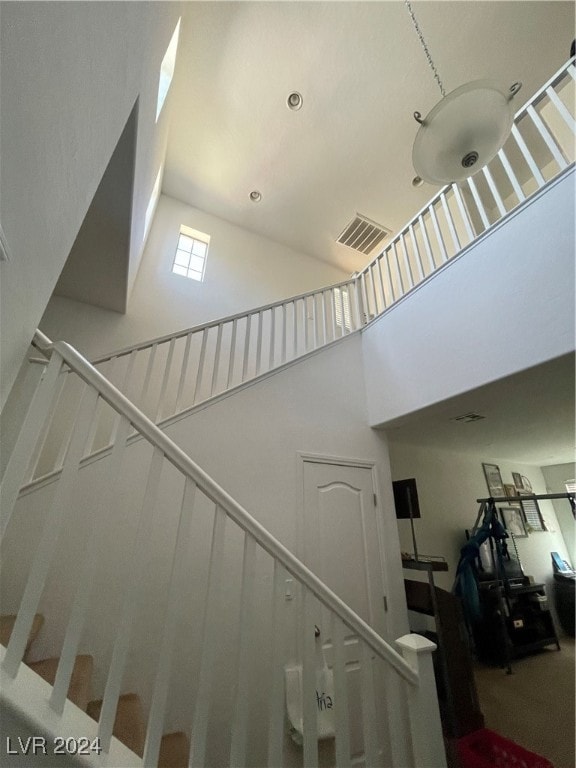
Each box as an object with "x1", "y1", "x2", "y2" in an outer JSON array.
[
  {"x1": 504, "y1": 484, "x2": 519, "y2": 500},
  {"x1": 512, "y1": 472, "x2": 523, "y2": 489},
  {"x1": 499, "y1": 506, "x2": 528, "y2": 538},
  {"x1": 483, "y1": 463, "x2": 505, "y2": 497}
]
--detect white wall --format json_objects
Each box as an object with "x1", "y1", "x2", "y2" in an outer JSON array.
[
  {"x1": 39, "y1": 194, "x2": 349, "y2": 360},
  {"x1": 0, "y1": 2, "x2": 181, "y2": 407},
  {"x1": 388, "y1": 441, "x2": 571, "y2": 627},
  {"x1": 541, "y1": 462, "x2": 576, "y2": 567},
  {"x1": 163, "y1": 336, "x2": 407, "y2": 634},
  {"x1": 362, "y1": 169, "x2": 575, "y2": 427}
]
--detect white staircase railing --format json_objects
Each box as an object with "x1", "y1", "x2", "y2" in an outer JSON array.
[
  {"x1": 23, "y1": 278, "x2": 361, "y2": 485},
  {"x1": 18, "y1": 57, "x2": 574, "y2": 489},
  {"x1": 1, "y1": 334, "x2": 445, "y2": 767}
]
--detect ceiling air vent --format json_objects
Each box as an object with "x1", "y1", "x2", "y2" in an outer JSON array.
[
  {"x1": 337, "y1": 214, "x2": 391, "y2": 255},
  {"x1": 451, "y1": 412, "x2": 486, "y2": 423}
]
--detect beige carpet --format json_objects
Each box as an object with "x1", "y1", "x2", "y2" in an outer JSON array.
[{"x1": 473, "y1": 635, "x2": 575, "y2": 768}]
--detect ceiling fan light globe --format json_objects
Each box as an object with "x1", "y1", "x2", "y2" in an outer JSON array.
[{"x1": 412, "y1": 80, "x2": 517, "y2": 185}]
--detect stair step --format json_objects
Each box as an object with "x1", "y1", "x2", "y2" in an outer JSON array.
[
  {"x1": 159, "y1": 732, "x2": 190, "y2": 768},
  {"x1": 27, "y1": 655, "x2": 93, "y2": 712},
  {"x1": 0, "y1": 613, "x2": 44, "y2": 659},
  {"x1": 87, "y1": 693, "x2": 146, "y2": 757}
]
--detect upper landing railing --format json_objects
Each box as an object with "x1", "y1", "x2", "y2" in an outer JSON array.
[
  {"x1": 355, "y1": 57, "x2": 575, "y2": 319},
  {"x1": 26, "y1": 57, "x2": 574, "y2": 486}
]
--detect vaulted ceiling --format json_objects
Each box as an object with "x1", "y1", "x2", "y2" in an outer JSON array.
[
  {"x1": 160, "y1": 2, "x2": 576, "y2": 466},
  {"x1": 163, "y1": 1, "x2": 575, "y2": 274}
]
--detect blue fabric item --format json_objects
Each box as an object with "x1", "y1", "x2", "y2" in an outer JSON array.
[{"x1": 452, "y1": 503, "x2": 507, "y2": 622}]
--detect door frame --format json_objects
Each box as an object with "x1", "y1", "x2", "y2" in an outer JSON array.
[{"x1": 296, "y1": 451, "x2": 390, "y2": 636}]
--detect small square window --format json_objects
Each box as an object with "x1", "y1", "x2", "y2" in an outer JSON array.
[{"x1": 172, "y1": 225, "x2": 210, "y2": 282}]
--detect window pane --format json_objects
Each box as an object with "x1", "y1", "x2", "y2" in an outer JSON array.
[
  {"x1": 192, "y1": 239, "x2": 207, "y2": 257},
  {"x1": 174, "y1": 249, "x2": 190, "y2": 268},
  {"x1": 178, "y1": 234, "x2": 193, "y2": 252},
  {"x1": 187, "y1": 269, "x2": 203, "y2": 281},
  {"x1": 172, "y1": 264, "x2": 188, "y2": 277},
  {"x1": 189, "y1": 254, "x2": 205, "y2": 272}
]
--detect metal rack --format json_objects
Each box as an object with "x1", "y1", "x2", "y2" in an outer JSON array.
[{"x1": 469, "y1": 494, "x2": 572, "y2": 673}]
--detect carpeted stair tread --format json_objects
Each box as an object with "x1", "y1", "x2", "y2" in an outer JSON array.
[
  {"x1": 0, "y1": 613, "x2": 44, "y2": 658},
  {"x1": 87, "y1": 693, "x2": 145, "y2": 757},
  {"x1": 159, "y1": 732, "x2": 190, "y2": 768},
  {"x1": 27, "y1": 655, "x2": 93, "y2": 712}
]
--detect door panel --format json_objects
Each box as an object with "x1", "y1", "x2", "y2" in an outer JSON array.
[
  {"x1": 301, "y1": 458, "x2": 390, "y2": 764},
  {"x1": 303, "y1": 460, "x2": 385, "y2": 634}
]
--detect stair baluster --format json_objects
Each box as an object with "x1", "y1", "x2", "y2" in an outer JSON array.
[
  {"x1": 143, "y1": 476, "x2": 197, "y2": 768},
  {"x1": 301, "y1": 589, "x2": 319, "y2": 768},
  {"x1": 228, "y1": 533, "x2": 257, "y2": 767},
  {"x1": 331, "y1": 615, "x2": 351, "y2": 768},
  {"x1": 98, "y1": 446, "x2": 164, "y2": 753},
  {"x1": 50, "y1": 415, "x2": 133, "y2": 715},
  {"x1": 3, "y1": 383, "x2": 100, "y2": 677},
  {"x1": 0, "y1": 354, "x2": 64, "y2": 537},
  {"x1": 189, "y1": 505, "x2": 226, "y2": 768},
  {"x1": 266, "y1": 560, "x2": 287, "y2": 768}
]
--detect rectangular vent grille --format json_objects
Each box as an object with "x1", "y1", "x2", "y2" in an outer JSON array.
[
  {"x1": 337, "y1": 215, "x2": 391, "y2": 255},
  {"x1": 451, "y1": 412, "x2": 486, "y2": 423}
]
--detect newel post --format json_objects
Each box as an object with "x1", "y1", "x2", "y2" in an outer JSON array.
[{"x1": 396, "y1": 633, "x2": 447, "y2": 768}]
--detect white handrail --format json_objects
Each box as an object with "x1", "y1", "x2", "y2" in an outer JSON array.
[
  {"x1": 40, "y1": 336, "x2": 417, "y2": 686},
  {"x1": 88, "y1": 277, "x2": 358, "y2": 365}
]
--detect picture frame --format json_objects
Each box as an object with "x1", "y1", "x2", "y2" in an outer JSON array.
[
  {"x1": 504, "y1": 484, "x2": 518, "y2": 500},
  {"x1": 499, "y1": 506, "x2": 528, "y2": 538},
  {"x1": 482, "y1": 463, "x2": 505, "y2": 497},
  {"x1": 512, "y1": 472, "x2": 523, "y2": 489}
]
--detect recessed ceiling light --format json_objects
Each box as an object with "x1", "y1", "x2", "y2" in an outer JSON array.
[
  {"x1": 287, "y1": 91, "x2": 303, "y2": 111},
  {"x1": 249, "y1": 190, "x2": 262, "y2": 202},
  {"x1": 412, "y1": 176, "x2": 424, "y2": 187}
]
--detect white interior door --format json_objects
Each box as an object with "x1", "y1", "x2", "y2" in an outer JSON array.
[
  {"x1": 301, "y1": 456, "x2": 390, "y2": 765},
  {"x1": 302, "y1": 457, "x2": 386, "y2": 632}
]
